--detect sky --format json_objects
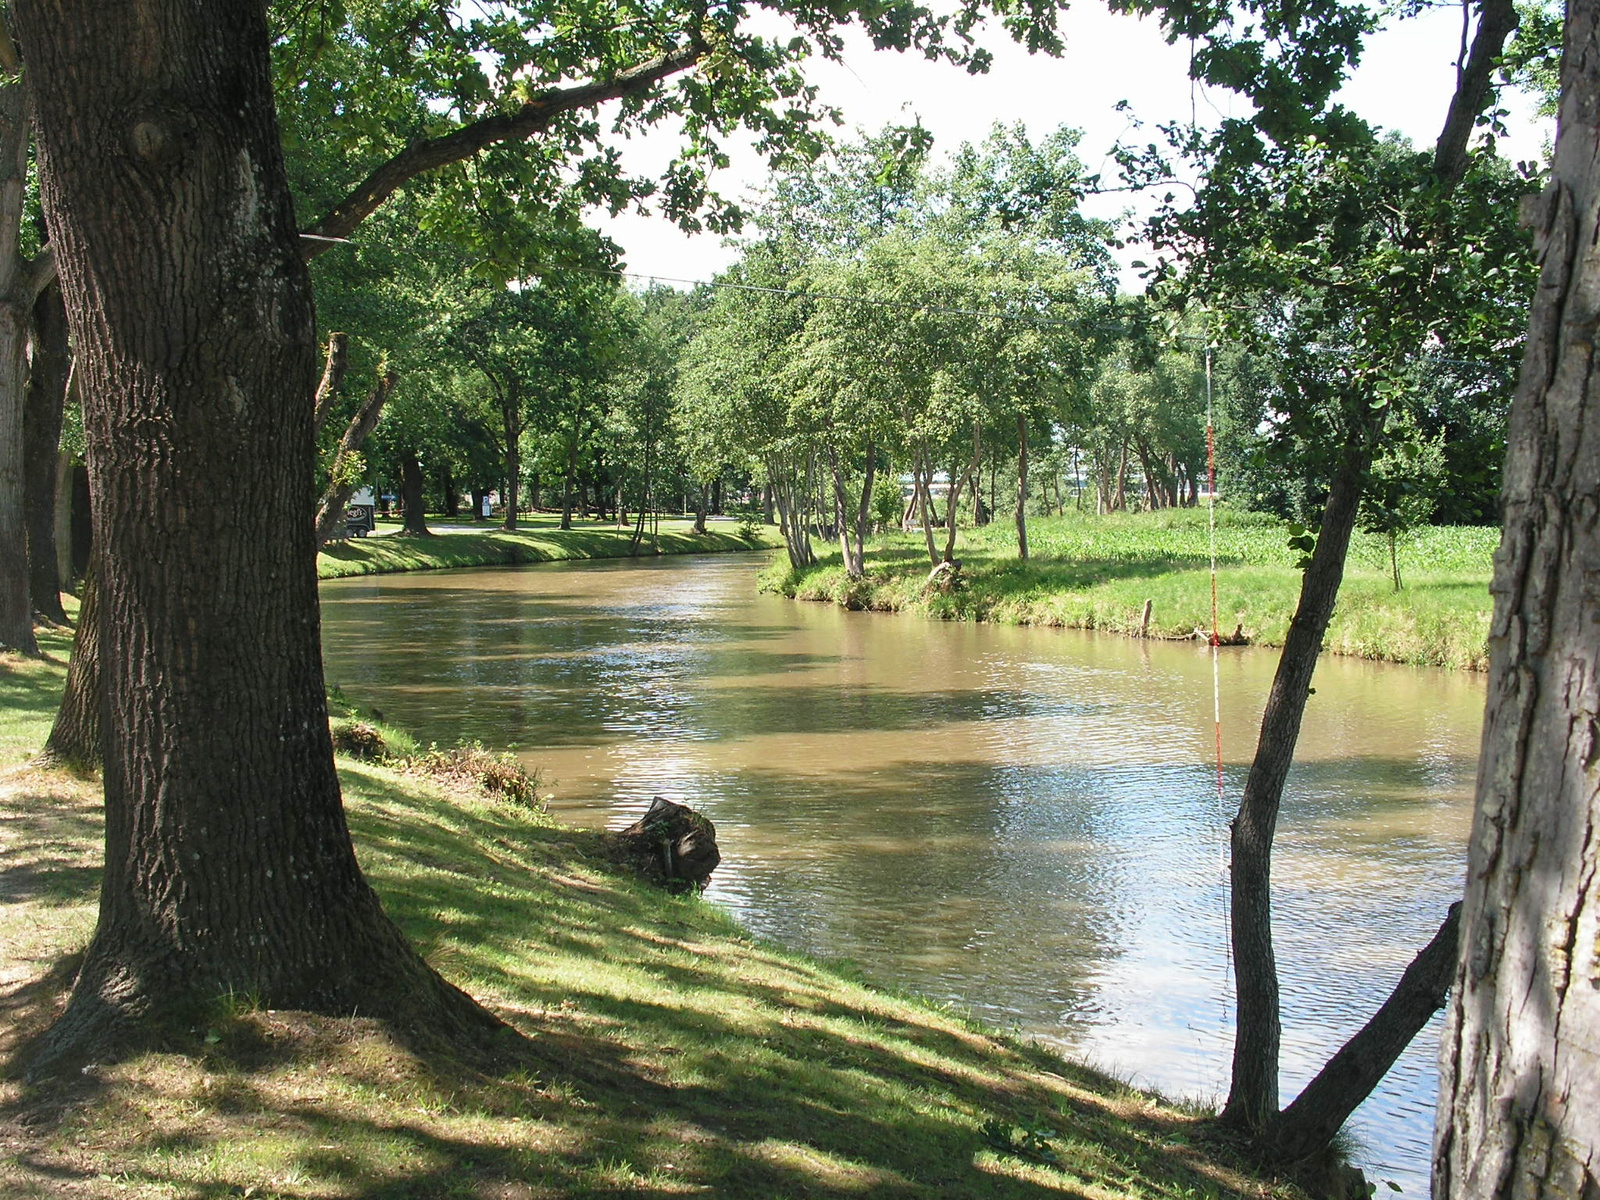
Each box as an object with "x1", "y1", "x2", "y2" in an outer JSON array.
[{"x1": 589, "y1": 4, "x2": 1551, "y2": 291}]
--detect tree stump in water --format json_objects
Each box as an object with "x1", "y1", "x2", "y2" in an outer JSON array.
[{"x1": 615, "y1": 797, "x2": 720, "y2": 892}]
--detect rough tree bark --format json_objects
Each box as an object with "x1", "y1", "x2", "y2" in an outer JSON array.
[
  {"x1": 1225, "y1": 0, "x2": 1527, "y2": 1142},
  {"x1": 1435, "y1": 5, "x2": 1600, "y2": 1189},
  {"x1": 0, "y1": 27, "x2": 53, "y2": 655},
  {"x1": 692, "y1": 482, "x2": 707, "y2": 534},
  {"x1": 16, "y1": 0, "x2": 499, "y2": 1065},
  {"x1": 23, "y1": 280, "x2": 69, "y2": 624},
  {"x1": 313, "y1": 370, "x2": 394, "y2": 546}
]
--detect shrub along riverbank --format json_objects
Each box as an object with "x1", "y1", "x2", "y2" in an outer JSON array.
[
  {"x1": 317, "y1": 513, "x2": 782, "y2": 579},
  {"x1": 1, "y1": 649, "x2": 1315, "y2": 1199},
  {"x1": 763, "y1": 508, "x2": 1498, "y2": 671}
]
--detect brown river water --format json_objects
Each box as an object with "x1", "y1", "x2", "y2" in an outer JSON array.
[{"x1": 319, "y1": 551, "x2": 1484, "y2": 1195}]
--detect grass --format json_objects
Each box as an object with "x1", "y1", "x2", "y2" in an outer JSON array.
[
  {"x1": 0, "y1": 651, "x2": 1311, "y2": 1200},
  {"x1": 764, "y1": 507, "x2": 1498, "y2": 670},
  {"x1": 0, "y1": 597, "x2": 79, "y2": 770},
  {"x1": 317, "y1": 513, "x2": 783, "y2": 580}
]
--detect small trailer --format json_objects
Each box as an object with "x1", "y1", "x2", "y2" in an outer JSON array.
[{"x1": 345, "y1": 486, "x2": 376, "y2": 538}]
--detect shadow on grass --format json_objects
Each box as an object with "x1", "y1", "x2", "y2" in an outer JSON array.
[{"x1": 2, "y1": 761, "x2": 1285, "y2": 1200}]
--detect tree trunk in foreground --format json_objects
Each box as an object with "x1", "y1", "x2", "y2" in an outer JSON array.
[
  {"x1": 314, "y1": 370, "x2": 394, "y2": 547},
  {"x1": 0, "y1": 55, "x2": 39, "y2": 655},
  {"x1": 1435, "y1": 8, "x2": 1600, "y2": 1189},
  {"x1": 38, "y1": 555, "x2": 100, "y2": 771},
  {"x1": 17, "y1": 0, "x2": 498, "y2": 1066},
  {"x1": 1223, "y1": 432, "x2": 1373, "y2": 1131},
  {"x1": 1269, "y1": 902, "x2": 1460, "y2": 1160},
  {"x1": 24, "y1": 281, "x2": 69, "y2": 624}
]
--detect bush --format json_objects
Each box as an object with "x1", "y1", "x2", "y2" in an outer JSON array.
[
  {"x1": 329, "y1": 719, "x2": 388, "y2": 760},
  {"x1": 407, "y1": 743, "x2": 545, "y2": 811}
]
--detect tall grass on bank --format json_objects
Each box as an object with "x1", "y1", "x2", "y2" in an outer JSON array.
[
  {"x1": 765, "y1": 508, "x2": 1497, "y2": 670},
  {"x1": 317, "y1": 515, "x2": 781, "y2": 580}
]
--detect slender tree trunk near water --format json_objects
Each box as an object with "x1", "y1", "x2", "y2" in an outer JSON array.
[
  {"x1": 1267, "y1": 902, "x2": 1461, "y2": 1160},
  {"x1": 314, "y1": 370, "x2": 393, "y2": 546},
  {"x1": 16, "y1": 0, "x2": 500, "y2": 1067},
  {"x1": 1223, "y1": 428, "x2": 1374, "y2": 1132},
  {"x1": 1435, "y1": 9, "x2": 1600, "y2": 1187},
  {"x1": 24, "y1": 280, "x2": 69, "y2": 624},
  {"x1": 913, "y1": 442, "x2": 940, "y2": 565},
  {"x1": 1015, "y1": 414, "x2": 1029, "y2": 562},
  {"x1": 560, "y1": 406, "x2": 583, "y2": 531},
  {"x1": 310, "y1": 332, "x2": 348, "y2": 436},
  {"x1": 693, "y1": 483, "x2": 707, "y2": 534}
]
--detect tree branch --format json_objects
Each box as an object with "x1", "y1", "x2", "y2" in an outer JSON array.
[
  {"x1": 1434, "y1": 0, "x2": 1519, "y2": 184},
  {"x1": 23, "y1": 243, "x2": 55, "y2": 302},
  {"x1": 311, "y1": 331, "x2": 349, "y2": 436},
  {"x1": 300, "y1": 41, "x2": 704, "y2": 256},
  {"x1": 1266, "y1": 902, "x2": 1462, "y2": 1161}
]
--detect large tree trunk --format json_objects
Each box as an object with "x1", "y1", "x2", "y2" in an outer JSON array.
[
  {"x1": 38, "y1": 555, "x2": 100, "y2": 771},
  {"x1": 693, "y1": 482, "x2": 707, "y2": 534},
  {"x1": 1435, "y1": 9, "x2": 1600, "y2": 1190},
  {"x1": 0, "y1": 57, "x2": 43, "y2": 655},
  {"x1": 313, "y1": 370, "x2": 393, "y2": 546},
  {"x1": 500, "y1": 385, "x2": 522, "y2": 531},
  {"x1": 24, "y1": 280, "x2": 69, "y2": 624},
  {"x1": 439, "y1": 467, "x2": 458, "y2": 517},
  {"x1": 399, "y1": 453, "x2": 429, "y2": 535},
  {"x1": 17, "y1": 0, "x2": 498, "y2": 1066},
  {"x1": 1223, "y1": 430, "x2": 1373, "y2": 1131}
]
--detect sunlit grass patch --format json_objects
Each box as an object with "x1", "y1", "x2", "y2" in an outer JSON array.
[
  {"x1": 764, "y1": 508, "x2": 1494, "y2": 670},
  {"x1": 0, "y1": 595, "x2": 79, "y2": 770},
  {"x1": 317, "y1": 516, "x2": 782, "y2": 580}
]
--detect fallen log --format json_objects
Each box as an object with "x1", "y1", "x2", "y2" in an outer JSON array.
[{"x1": 613, "y1": 797, "x2": 721, "y2": 892}]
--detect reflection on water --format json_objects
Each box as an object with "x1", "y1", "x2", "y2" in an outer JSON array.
[{"x1": 320, "y1": 552, "x2": 1483, "y2": 1194}]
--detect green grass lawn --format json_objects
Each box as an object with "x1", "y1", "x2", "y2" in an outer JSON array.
[
  {"x1": 767, "y1": 507, "x2": 1498, "y2": 670},
  {"x1": 1, "y1": 651, "x2": 1312, "y2": 1199},
  {"x1": 318, "y1": 513, "x2": 782, "y2": 579}
]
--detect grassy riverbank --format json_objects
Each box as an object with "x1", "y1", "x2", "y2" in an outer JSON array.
[
  {"x1": 765, "y1": 508, "x2": 1497, "y2": 671},
  {"x1": 1, "y1": 653, "x2": 1312, "y2": 1199},
  {"x1": 317, "y1": 514, "x2": 782, "y2": 580}
]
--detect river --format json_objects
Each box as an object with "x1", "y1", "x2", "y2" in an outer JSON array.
[{"x1": 319, "y1": 551, "x2": 1484, "y2": 1195}]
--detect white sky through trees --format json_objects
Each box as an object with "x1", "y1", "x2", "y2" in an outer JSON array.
[{"x1": 593, "y1": 3, "x2": 1551, "y2": 291}]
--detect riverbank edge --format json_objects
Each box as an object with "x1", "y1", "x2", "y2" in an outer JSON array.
[
  {"x1": 316, "y1": 520, "x2": 784, "y2": 580},
  {"x1": 759, "y1": 551, "x2": 1492, "y2": 672},
  {"x1": 0, "y1": 654, "x2": 1320, "y2": 1199}
]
